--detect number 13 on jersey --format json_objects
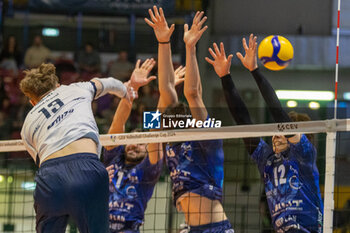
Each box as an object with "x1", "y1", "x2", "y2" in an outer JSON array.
[{"x1": 38, "y1": 98, "x2": 64, "y2": 119}]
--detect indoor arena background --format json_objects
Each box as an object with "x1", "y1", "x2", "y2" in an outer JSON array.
[{"x1": 0, "y1": 0, "x2": 350, "y2": 232}]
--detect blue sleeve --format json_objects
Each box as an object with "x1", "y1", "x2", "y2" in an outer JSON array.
[
  {"x1": 251, "y1": 139, "x2": 273, "y2": 174},
  {"x1": 290, "y1": 134, "x2": 316, "y2": 162},
  {"x1": 198, "y1": 139, "x2": 223, "y2": 149},
  {"x1": 137, "y1": 154, "x2": 163, "y2": 183},
  {"x1": 103, "y1": 146, "x2": 125, "y2": 166}
]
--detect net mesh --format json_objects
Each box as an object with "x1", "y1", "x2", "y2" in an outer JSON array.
[{"x1": 0, "y1": 120, "x2": 349, "y2": 233}]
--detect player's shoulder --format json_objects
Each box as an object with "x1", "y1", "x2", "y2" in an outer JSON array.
[
  {"x1": 251, "y1": 138, "x2": 273, "y2": 162},
  {"x1": 292, "y1": 134, "x2": 314, "y2": 149}
]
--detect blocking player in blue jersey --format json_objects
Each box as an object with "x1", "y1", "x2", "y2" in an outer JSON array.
[
  {"x1": 102, "y1": 58, "x2": 165, "y2": 233},
  {"x1": 206, "y1": 35, "x2": 323, "y2": 233},
  {"x1": 19, "y1": 63, "x2": 137, "y2": 233},
  {"x1": 145, "y1": 6, "x2": 234, "y2": 232}
]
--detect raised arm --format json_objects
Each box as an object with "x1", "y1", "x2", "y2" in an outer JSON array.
[
  {"x1": 90, "y1": 77, "x2": 131, "y2": 101},
  {"x1": 236, "y1": 34, "x2": 291, "y2": 123},
  {"x1": 105, "y1": 59, "x2": 156, "y2": 150},
  {"x1": 206, "y1": 42, "x2": 259, "y2": 154},
  {"x1": 145, "y1": 6, "x2": 177, "y2": 110},
  {"x1": 183, "y1": 11, "x2": 208, "y2": 121},
  {"x1": 237, "y1": 34, "x2": 300, "y2": 143},
  {"x1": 158, "y1": 65, "x2": 186, "y2": 108}
]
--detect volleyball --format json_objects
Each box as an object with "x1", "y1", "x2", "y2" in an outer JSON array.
[{"x1": 258, "y1": 35, "x2": 294, "y2": 71}]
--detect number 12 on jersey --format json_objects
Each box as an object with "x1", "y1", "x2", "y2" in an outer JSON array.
[{"x1": 274, "y1": 164, "x2": 286, "y2": 186}]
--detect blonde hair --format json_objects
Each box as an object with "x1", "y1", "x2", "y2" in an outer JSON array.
[{"x1": 20, "y1": 63, "x2": 59, "y2": 100}]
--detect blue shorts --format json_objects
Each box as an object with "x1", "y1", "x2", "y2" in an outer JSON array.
[
  {"x1": 109, "y1": 221, "x2": 142, "y2": 233},
  {"x1": 189, "y1": 220, "x2": 234, "y2": 233},
  {"x1": 34, "y1": 153, "x2": 109, "y2": 233},
  {"x1": 285, "y1": 228, "x2": 319, "y2": 233}
]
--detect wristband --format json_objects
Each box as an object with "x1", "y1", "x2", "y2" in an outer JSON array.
[
  {"x1": 92, "y1": 77, "x2": 127, "y2": 99},
  {"x1": 159, "y1": 41, "x2": 170, "y2": 44}
]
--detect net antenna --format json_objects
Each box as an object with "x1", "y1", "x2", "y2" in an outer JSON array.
[
  {"x1": 324, "y1": 1, "x2": 342, "y2": 232},
  {"x1": 334, "y1": 0, "x2": 341, "y2": 119}
]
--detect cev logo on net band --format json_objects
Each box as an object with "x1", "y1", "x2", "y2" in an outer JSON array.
[{"x1": 277, "y1": 123, "x2": 298, "y2": 132}]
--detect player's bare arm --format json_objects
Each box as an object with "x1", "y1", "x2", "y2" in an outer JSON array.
[
  {"x1": 183, "y1": 11, "x2": 208, "y2": 122},
  {"x1": 145, "y1": 6, "x2": 177, "y2": 109}
]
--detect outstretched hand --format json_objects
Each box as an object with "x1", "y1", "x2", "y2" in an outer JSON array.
[
  {"x1": 236, "y1": 34, "x2": 258, "y2": 71},
  {"x1": 205, "y1": 42, "x2": 233, "y2": 78},
  {"x1": 183, "y1": 11, "x2": 208, "y2": 48},
  {"x1": 174, "y1": 65, "x2": 186, "y2": 86},
  {"x1": 129, "y1": 58, "x2": 157, "y2": 90},
  {"x1": 145, "y1": 6, "x2": 175, "y2": 43}
]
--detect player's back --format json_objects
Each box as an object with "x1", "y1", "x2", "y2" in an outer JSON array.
[
  {"x1": 166, "y1": 139, "x2": 224, "y2": 203},
  {"x1": 21, "y1": 82, "x2": 100, "y2": 164}
]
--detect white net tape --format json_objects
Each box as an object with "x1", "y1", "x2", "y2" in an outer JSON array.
[
  {"x1": 1, "y1": 118, "x2": 349, "y2": 152},
  {"x1": 0, "y1": 118, "x2": 349, "y2": 233}
]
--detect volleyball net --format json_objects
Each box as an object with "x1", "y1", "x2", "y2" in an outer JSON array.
[{"x1": 0, "y1": 119, "x2": 350, "y2": 233}]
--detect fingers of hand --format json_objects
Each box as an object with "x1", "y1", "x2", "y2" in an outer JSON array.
[
  {"x1": 146, "y1": 59, "x2": 156, "y2": 72},
  {"x1": 184, "y1": 24, "x2": 189, "y2": 32},
  {"x1": 180, "y1": 66, "x2": 186, "y2": 74},
  {"x1": 147, "y1": 75, "x2": 157, "y2": 82},
  {"x1": 148, "y1": 8, "x2": 157, "y2": 22},
  {"x1": 199, "y1": 25, "x2": 208, "y2": 35},
  {"x1": 197, "y1": 16, "x2": 207, "y2": 28},
  {"x1": 208, "y1": 47, "x2": 217, "y2": 59},
  {"x1": 220, "y1": 42, "x2": 226, "y2": 57},
  {"x1": 242, "y1": 38, "x2": 248, "y2": 51},
  {"x1": 141, "y1": 58, "x2": 155, "y2": 71},
  {"x1": 135, "y1": 59, "x2": 141, "y2": 69},
  {"x1": 193, "y1": 11, "x2": 201, "y2": 24},
  {"x1": 253, "y1": 36, "x2": 258, "y2": 51},
  {"x1": 169, "y1": 24, "x2": 175, "y2": 33},
  {"x1": 227, "y1": 54, "x2": 233, "y2": 64},
  {"x1": 249, "y1": 33, "x2": 253, "y2": 48},
  {"x1": 159, "y1": 7, "x2": 166, "y2": 21},
  {"x1": 236, "y1": 52, "x2": 244, "y2": 61},
  {"x1": 144, "y1": 18, "x2": 155, "y2": 27},
  {"x1": 205, "y1": 57, "x2": 215, "y2": 65},
  {"x1": 176, "y1": 65, "x2": 183, "y2": 71},
  {"x1": 213, "y1": 43, "x2": 221, "y2": 57},
  {"x1": 153, "y1": 5, "x2": 161, "y2": 19}
]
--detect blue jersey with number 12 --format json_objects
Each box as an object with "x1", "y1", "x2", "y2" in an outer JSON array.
[{"x1": 252, "y1": 135, "x2": 323, "y2": 233}]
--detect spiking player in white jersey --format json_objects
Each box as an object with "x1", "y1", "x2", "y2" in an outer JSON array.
[{"x1": 19, "y1": 63, "x2": 143, "y2": 233}]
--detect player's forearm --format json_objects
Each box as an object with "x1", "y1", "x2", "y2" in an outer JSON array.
[
  {"x1": 184, "y1": 46, "x2": 201, "y2": 99},
  {"x1": 158, "y1": 43, "x2": 178, "y2": 107},
  {"x1": 221, "y1": 74, "x2": 260, "y2": 154},
  {"x1": 108, "y1": 98, "x2": 132, "y2": 134},
  {"x1": 92, "y1": 77, "x2": 127, "y2": 99},
  {"x1": 251, "y1": 68, "x2": 291, "y2": 123},
  {"x1": 221, "y1": 74, "x2": 253, "y2": 125},
  {"x1": 184, "y1": 46, "x2": 207, "y2": 121},
  {"x1": 147, "y1": 143, "x2": 163, "y2": 164}
]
